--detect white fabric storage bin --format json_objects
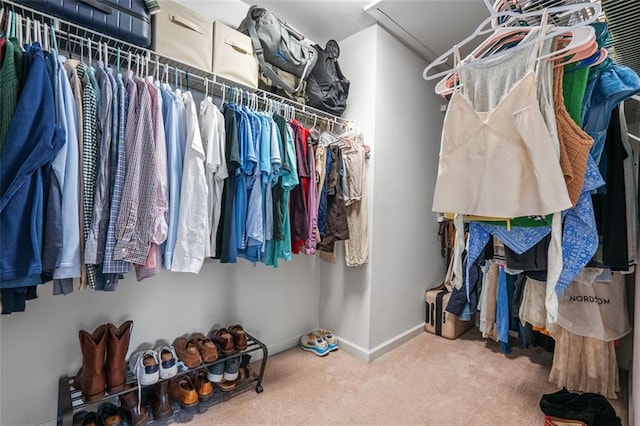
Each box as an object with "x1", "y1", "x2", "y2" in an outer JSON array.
[
  {"x1": 212, "y1": 22, "x2": 259, "y2": 89},
  {"x1": 153, "y1": 0, "x2": 213, "y2": 72}
]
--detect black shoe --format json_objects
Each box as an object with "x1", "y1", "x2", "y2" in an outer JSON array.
[
  {"x1": 96, "y1": 402, "x2": 124, "y2": 426},
  {"x1": 73, "y1": 411, "x2": 98, "y2": 426}
]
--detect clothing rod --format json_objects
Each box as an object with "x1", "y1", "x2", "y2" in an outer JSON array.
[
  {"x1": 62, "y1": 32, "x2": 339, "y2": 124},
  {"x1": 629, "y1": 133, "x2": 640, "y2": 143},
  {"x1": 0, "y1": 0, "x2": 351, "y2": 125},
  {"x1": 631, "y1": 95, "x2": 640, "y2": 102}
]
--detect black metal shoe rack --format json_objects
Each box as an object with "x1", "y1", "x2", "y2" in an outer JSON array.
[{"x1": 57, "y1": 333, "x2": 268, "y2": 426}]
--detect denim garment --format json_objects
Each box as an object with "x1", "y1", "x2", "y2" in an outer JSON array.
[
  {"x1": 496, "y1": 266, "x2": 511, "y2": 354},
  {"x1": 582, "y1": 63, "x2": 640, "y2": 167}
]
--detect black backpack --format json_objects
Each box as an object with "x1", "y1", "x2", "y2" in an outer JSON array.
[{"x1": 305, "y1": 40, "x2": 350, "y2": 117}]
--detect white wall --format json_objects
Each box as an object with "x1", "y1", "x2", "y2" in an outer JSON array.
[
  {"x1": 319, "y1": 24, "x2": 446, "y2": 358},
  {"x1": 318, "y1": 25, "x2": 378, "y2": 353},
  {"x1": 368, "y1": 27, "x2": 445, "y2": 349},
  {"x1": 0, "y1": 259, "x2": 320, "y2": 425}
]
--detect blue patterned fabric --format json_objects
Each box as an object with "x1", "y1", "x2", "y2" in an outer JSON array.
[
  {"x1": 554, "y1": 156, "x2": 604, "y2": 297},
  {"x1": 466, "y1": 221, "x2": 550, "y2": 300}
]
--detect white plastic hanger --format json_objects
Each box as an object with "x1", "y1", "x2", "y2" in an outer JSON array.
[{"x1": 423, "y1": 2, "x2": 601, "y2": 81}]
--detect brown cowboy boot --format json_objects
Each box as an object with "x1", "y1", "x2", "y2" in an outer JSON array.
[
  {"x1": 106, "y1": 321, "x2": 133, "y2": 392},
  {"x1": 119, "y1": 388, "x2": 149, "y2": 426},
  {"x1": 73, "y1": 324, "x2": 108, "y2": 402}
]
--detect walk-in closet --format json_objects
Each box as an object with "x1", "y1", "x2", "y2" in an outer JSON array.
[{"x1": 0, "y1": 0, "x2": 638, "y2": 425}]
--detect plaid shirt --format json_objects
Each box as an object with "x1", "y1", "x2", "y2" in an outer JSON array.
[
  {"x1": 101, "y1": 72, "x2": 131, "y2": 283},
  {"x1": 84, "y1": 63, "x2": 112, "y2": 268},
  {"x1": 114, "y1": 76, "x2": 162, "y2": 265},
  {"x1": 78, "y1": 63, "x2": 99, "y2": 288},
  {"x1": 134, "y1": 79, "x2": 168, "y2": 281}
]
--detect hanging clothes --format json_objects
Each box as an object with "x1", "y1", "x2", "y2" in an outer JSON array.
[
  {"x1": 432, "y1": 30, "x2": 571, "y2": 218},
  {"x1": 160, "y1": 82, "x2": 186, "y2": 271},
  {"x1": 113, "y1": 75, "x2": 165, "y2": 265},
  {"x1": 134, "y1": 78, "x2": 168, "y2": 281},
  {"x1": 171, "y1": 91, "x2": 208, "y2": 273},
  {"x1": 200, "y1": 96, "x2": 228, "y2": 259},
  {"x1": 0, "y1": 38, "x2": 24, "y2": 154},
  {"x1": 0, "y1": 43, "x2": 65, "y2": 305},
  {"x1": 317, "y1": 144, "x2": 349, "y2": 254},
  {"x1": 217, "y1": 104, "x2": 241, "y2": 264},
  {"x1": 51, "y1": 54, "x2": 81, "y2": 295},
  {"x1": 100, "y1": 71, "x2": 131, "y2": 290},
  {"x1": 342, "y1": 135, "x2": 368, "y2": 266},
  {"x1": 289, "y1": 120, "x2": 310, "y2": 254},
  {"x1": 84, "y1": 61, "x2": 113, "y2": 275}
]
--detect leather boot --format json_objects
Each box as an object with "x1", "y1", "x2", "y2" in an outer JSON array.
[
  {"x1": 150, "y1": 381, "x2": 173, "y2": 420},
  {"x1": 73, "y1": 324, "x2": 108, "y2": 402},
  {"x1": 106, "y1": 321, "x2": 133, "y2": 392},
  {"x1": 119, "y1": 389, "x2": 149, "y2": 426}
]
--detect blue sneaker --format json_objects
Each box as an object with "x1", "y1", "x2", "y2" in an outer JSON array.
[
  {"x1": 224, "y1": 354, "x2": 240, "y2": 381},
  {"x1": 314, "y1": 329, "x2": 339, "y2": 351},
  {"x1": 299, "y1": 333, "x2": 330, "y2": 357}
]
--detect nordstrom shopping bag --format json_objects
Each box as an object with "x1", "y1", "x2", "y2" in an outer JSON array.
[{"x1": 554, "y1": 271, "x2": 631, "y2": 341}]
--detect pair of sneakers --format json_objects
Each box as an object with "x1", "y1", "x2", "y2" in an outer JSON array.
[
  {"x1": 205, "y1": 343, "x2": 241, "y2": 392},
  {"x1": 299, "y1": 329, "x2": 339, "y2": 357},
  {"x1": 129, "y1": 345, "x2": 179, "y2": 386}
]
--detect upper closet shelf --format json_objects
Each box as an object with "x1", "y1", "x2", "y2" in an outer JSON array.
[{"x1": 0, "y1": 0, "x2": 352, "y2": 126}]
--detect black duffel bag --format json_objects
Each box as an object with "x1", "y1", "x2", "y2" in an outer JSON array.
[
  {"x1": 305, "y1": 40, "x2": 350, "y2": 117},
  {"x1": 13, "y1": 0, "x2": 151, "y2": 47}
]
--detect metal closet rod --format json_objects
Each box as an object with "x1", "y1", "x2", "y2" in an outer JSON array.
[
  {"x1": 61, "y1": 32, "x2": 340, "y2": 125},
  {"x1": 0, "y1": 0, "x2": 352, "y2": 125}
]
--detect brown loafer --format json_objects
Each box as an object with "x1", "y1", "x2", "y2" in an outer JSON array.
[
  {"x1": 170, "y1": 375, "x2": 199, "y2": 409},
  {"x1": 172, "y1": 337, "x2": 203, "y2": 369},
  {"x1": 191, "y1": 368, "x2": 214, "y2": 401},
  {"x1": 208, "y1": 329, "x2": 235, "y2": 356},
  {"x1": 190, "y1": 333, "x2": 219, "y2": 363},
  {"x1": 228, "y1": 325, "x2": 248, "y2": 351}
]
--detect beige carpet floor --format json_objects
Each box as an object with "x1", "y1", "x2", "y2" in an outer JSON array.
[{"x1": 185, "y1": 328, "x2": 628, "y2": 425}]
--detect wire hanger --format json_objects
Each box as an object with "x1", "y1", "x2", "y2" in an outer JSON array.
[
  {"x1": 16, "y1": 12, "x2": 23, "y2": 46},
  {"x1": 423, "y1": 2, "x2": 601, "y2": 81},
  {"x1": 25, "y1": 16, "x2": 31, "y2": 44},
  {"x1": 87, "y1": 37, "x2": 92, "y2": 66},
  {"x1": 35, "y1": 19, "x2": 42, "y2": 45},
  {"x1": 51, "y1": 24, "x2": 58, "y2": 54}
]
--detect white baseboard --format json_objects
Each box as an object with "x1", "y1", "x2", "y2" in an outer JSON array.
[
  {"x1": 265, "y1": 335, "x2": 301, "y2": 357},
  {"x1": 337, "y1": 323, "x2": 425, "y2": 362}
]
